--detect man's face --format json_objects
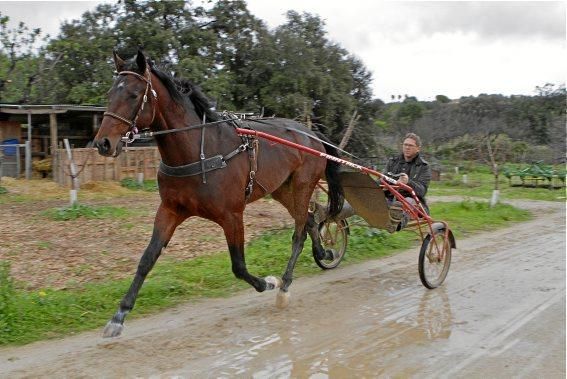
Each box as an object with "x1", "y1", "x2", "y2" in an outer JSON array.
[{"x1": 402, "y1": 138, "x2": 420, "y2": 161}]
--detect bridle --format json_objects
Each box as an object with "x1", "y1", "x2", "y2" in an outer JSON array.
[{"x1": 103, "y1": 69, "x2": 158, "y2": 143}]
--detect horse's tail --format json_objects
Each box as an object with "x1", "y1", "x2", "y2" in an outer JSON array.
[{"x1": 314, "y1": 132, "x2": 345, "y2": 219}]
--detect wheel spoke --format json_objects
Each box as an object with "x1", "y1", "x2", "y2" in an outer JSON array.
[
  {"x1": 314, "y1": 220, "x2": 348, "y2": 269},
  {"x1": 419, "y1": 230, "x2": 452, "y2": 289}
]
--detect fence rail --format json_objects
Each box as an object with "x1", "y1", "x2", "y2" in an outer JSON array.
[{"x1": 54, "y1": 147, "x2": 161, "y2": 186}]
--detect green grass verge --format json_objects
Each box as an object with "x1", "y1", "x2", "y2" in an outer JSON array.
[
  {"x1": 430, "y1": 200, "x2": 531, "y2": 237},
  {"x1": 0, "y1": 200, "x2": 531, "y2": 346}
]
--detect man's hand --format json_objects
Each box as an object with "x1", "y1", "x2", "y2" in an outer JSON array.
[{"x1": 399, "y1": 173, "x2": 409, "y2": 184}]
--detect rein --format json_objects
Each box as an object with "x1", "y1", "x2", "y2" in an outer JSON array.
[
  {"x1": 105, "y1": 70, "x2": 350, "y2": 197},
  {"x1": 120, "y1": 119, "x2": 228, "y2": 142},
  {"x1": 121, "y1": 117, "x2": 355, "y2": 159}
]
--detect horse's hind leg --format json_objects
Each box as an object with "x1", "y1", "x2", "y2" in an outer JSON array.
[
  {"x1": 272, "y1": 175, "x2": 319, "y2": 308},
  {"x1": 222, "y1": 212, "x2": 282, "y2": 292},
  {"x1": 103, "y1": 204, "x2": 183, "y2": 338}
]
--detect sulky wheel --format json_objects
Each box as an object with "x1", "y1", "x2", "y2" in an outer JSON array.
[
  {"x1": 313, "y1": 219, "x2": 349, "y2": 269},
  {"x1": 419, "y1": 229, "x2": 452, "y2": 289}
]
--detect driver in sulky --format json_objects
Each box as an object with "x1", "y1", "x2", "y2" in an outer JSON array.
[{"x1": 384, "y1": 132, "x2": 431, "y2": 232}]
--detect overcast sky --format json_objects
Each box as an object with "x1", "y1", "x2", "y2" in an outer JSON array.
[{"x1": 1, "y1": 0, "x2": 565, "y2": 101}]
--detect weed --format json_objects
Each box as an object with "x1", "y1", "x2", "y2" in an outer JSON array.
[
  {"x1": 37, "y1": 241, "x2": 52, "y2": 250},
  {"x1": 42, "y1": 204, "x2": 130, "y2": 221},
  {"x1": 0, "y1": 261, "x2": 16, "y2": 344},
  {"x1": 120, "y1": 178, "x2": 158, "y2": 192}
]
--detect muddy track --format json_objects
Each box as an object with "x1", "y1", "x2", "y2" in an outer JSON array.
[{"x1": 0, "y1": 199, "x2": 564, "y2": 378}]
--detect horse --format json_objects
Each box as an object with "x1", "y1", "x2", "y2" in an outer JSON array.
[{"x1": 93, "y1": 50, "x2": 344, "y2": 338}]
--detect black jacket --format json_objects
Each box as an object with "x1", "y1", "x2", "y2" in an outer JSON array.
[{"x1": 384, "y1": 153, "x2": 431, "y2": 201}]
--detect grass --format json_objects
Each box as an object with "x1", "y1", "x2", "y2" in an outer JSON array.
[
  {"x1": 42, "y1": 203, "x2": 132, "y2": 221},
  {"x1": 429, "y1": 169, "x2": 565, "y2": 202},
  {"x1": 0, "y1": 199, "x2": 531, "y2": 346},
  {"x1": 120, "y1": 178, "x2": 159, "y2": 192},
  {"x1": 429, "y1": 200, "x2": 530, "y2": 237}
]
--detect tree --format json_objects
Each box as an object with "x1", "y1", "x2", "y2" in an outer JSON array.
[
  {"x1": 0, "y1": 12, "x2": 47, "y2": 103},
  {"x1": 477, "y1": 133, "x2": 512, "y2": 206},
  {"x1": 435, "y1": 94, "x2": 450, "y2": 103},
  {"x1": 43, "y1": 3, "x2": 120, "y2": 104},
  {"x1": 240, "y1": 11, "x2": 374, "y2": 148}
]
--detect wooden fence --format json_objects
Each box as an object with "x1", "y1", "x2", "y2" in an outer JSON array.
[{"x1": 54, "y1": 147, "x2": 160, "y2": 186}]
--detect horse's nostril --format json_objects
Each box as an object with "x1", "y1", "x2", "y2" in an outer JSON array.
[{"x1": 94, "y1": 138, "x2": 112, "y2": 155}]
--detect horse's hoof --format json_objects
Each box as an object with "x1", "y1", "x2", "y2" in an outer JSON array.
[
  {"x1": 102, "y1": 321, "x2": 124, "y2": 338},
  {"x1": 275, "y1": 290, "x2": 290, "y2": 309},
  {"x1": 265, "y1": 276, "x2": 282, "y2": 290}
]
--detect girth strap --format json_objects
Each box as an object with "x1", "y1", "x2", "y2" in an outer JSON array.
[
  {"x1": 158, "y1": 142, "x2": 248, "y2": 178},
  {"x1": 159, "y1": 155, "x2": 227, "y2": 177}
]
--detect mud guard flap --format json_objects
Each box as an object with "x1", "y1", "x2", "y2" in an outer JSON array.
[
  {"x1": 338, "y1": 171, "x2": 390, "y2": 229},
  {"x1": 431, "y1": 222, "x2": 457, "y2": 249}
]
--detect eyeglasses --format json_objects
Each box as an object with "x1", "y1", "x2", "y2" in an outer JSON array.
[{"x1": 402, "y1": 143, "x2": 418, "y2": 148}]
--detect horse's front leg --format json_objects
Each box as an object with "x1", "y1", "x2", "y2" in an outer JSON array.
[
  {"x1": 222, "y1": 212, "x2": 282, "y2": 293},
  {"x1": 103, "y1": 204, "x2": 183, "y2": 338},
  {"x1": 307, "y1": 213, "x2": 328, "y2": 261}
]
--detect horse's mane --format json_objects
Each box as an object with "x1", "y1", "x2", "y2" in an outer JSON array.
[{"x1": 148, "y1": 61, "x2": 220, "y2": 122}]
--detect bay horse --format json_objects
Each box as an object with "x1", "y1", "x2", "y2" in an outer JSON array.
[{"x1": 93, "y1": 50, "x2": 344, "y2": 338}]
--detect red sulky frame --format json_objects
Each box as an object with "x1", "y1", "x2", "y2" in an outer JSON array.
[{"x1": 236, "y1": 127, "x2": 454, "y2": 286}]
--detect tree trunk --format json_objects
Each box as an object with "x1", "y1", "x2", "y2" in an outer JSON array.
[{"x1": 339, "y1": 109, "x2": 359, "y2": 150}]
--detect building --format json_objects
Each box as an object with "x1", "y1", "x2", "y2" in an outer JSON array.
[
  {"x1": 0, "y1": 104, "x2": 160, "y2": 183},
  {"x1": 0, "y1": 104, "x2": 106, "y2": 156}
]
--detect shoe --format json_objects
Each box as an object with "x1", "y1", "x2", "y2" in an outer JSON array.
[
  {"x1": 310, "y1": 202, "x2": 328, "y2": 224},
  {"x1": 386, "y1": 202, "x2": 404, "y2": 233}
]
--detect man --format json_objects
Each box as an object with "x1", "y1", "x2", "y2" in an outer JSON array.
[{"x1": 384, "y1": 132, "x2": 431, "y2": 232}]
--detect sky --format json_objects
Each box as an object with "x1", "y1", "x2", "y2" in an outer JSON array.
[{"x1": 1, "y1": 0, "x2": 565, "y2": 102}]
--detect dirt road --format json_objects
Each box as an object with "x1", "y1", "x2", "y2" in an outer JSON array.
[{"x1": 0, "y1": 199, "x2": 564, "y2": 378}]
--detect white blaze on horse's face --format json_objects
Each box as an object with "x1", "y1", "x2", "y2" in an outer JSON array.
[{"x1": 94, "y1": 73, "x2": 146, "y2": 157}]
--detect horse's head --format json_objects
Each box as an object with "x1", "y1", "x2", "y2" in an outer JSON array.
[{"x1": 94, "y1": 50, "x2": 157, "y2": 157}]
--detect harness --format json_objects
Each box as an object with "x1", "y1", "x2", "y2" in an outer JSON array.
[
  {"x1": 103, "y1": 69, "x2": 158, "y2": 141},
  {"x1": 157, "y1": 115, "x2": 262, "y2": 200},
  {"x1": 103, "y1": 69, "x2": 260, "y2": 199}
]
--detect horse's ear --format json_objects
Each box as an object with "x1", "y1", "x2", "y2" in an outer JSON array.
[
  {"x1": 136, "y1": 49, "x2": 147, "y2": 73},
  {"x1": 113, "y1": 50, "x2": 125, "y2": 72}
]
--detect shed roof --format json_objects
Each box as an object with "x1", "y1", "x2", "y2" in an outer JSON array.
[{"x1": 0, "y1": 104, "x2": 105, "y2": 115}]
